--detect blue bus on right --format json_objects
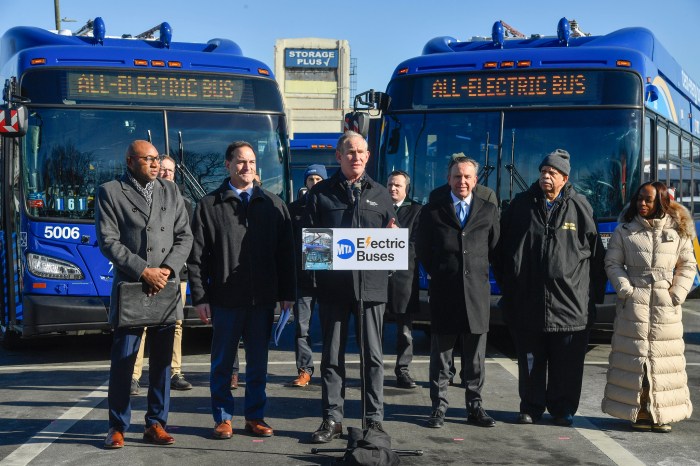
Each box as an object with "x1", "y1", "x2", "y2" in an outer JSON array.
[{"x1": 366, "y1": 18, "x2": 700, "y2": 329}]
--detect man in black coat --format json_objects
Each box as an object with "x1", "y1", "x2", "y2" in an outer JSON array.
[
  {"x1": 306, "y1": 131, "x2": 397, "y2": 443},
  {"x1": 493, "y1": 149, "x2": 605, "y2": 427},
  {"x1": 416, "y1": 156, "x2": 499, "y2": 429},
  {"x1": 386, "y1": 170, "x2": 422, "y2": 389},
  {"x1": 188, "y1": 141, "x2": 296, "y2": 439}
]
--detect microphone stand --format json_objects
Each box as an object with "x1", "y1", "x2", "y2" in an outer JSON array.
[{"x1": 351, "y1": 182, "x2": 366, "y2": 431}]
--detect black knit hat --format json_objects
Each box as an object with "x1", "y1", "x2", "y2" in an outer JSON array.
[{"x1": 539, "y1": 149, "x2": 571, "y2": 176}]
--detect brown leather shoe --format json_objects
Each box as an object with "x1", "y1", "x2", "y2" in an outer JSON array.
[
  {"x1": 244, "y1": 419, "x2": 274, "y2": 437},
  {"x1": 288, "y1": 370, "x2": 311, "y2": 387},
  {"x1": 230, "y1": 373, "x2": 239, "y2": 390},
  {"x1": 104, "y1": 428, "x2": 124, "y2": 449},
  {"x1": 143, "y1": 422, "x2": 175, "y2": 445},
  {"x1": 213, "y1": 420, "x2": 233, "y2": 439}
]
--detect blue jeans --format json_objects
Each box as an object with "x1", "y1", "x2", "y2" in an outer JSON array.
[
  {"x1": 210, "y1": 305, "x2": 273, "y2": 423},
  {"x1": 108, "y1": 324, "x2": 175, "y2": 430}
]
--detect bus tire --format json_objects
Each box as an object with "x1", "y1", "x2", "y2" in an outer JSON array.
[{"x1": 1, "y1": 327, "x2": 22, "y2": 350}]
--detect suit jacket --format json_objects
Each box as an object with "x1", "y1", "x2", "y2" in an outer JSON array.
[
  {"x1": 416, "y1": 189, "x2": 499, "y2": 334},
  {"x1": 96, "y1": 174, "x2": 193, "y2": 327},
  {"x1": 387, "y1": 199, "x2": 422, "y2": 315}
]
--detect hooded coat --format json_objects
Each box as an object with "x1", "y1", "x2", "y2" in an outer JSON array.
[{"x1": 601, "y1": 202, "x2": 696, "y2": 425}]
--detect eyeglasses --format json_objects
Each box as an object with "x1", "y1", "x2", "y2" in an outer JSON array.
[{"x1": 133, "y1": 155, "x2": 160, "y2": 164}]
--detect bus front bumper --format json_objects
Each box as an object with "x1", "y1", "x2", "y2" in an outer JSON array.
[{"x1": 19, "y1": 295, "x2": 205, "y2": 338}]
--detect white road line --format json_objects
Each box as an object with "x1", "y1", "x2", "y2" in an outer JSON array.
[
  {"x1": 489, "y1": 354, "x2": 644, "y2": 466},
  {"x1": 3, "y1": 359, "x2": 699, "y2": 373},
  {"x1": 683, "y1": 308, "x2": 700, "y2": 318},
  {"x1": 0, "y1": 382, "x2": 108, "y2": 466}
]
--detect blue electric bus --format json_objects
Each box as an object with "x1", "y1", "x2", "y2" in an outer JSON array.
[
  {"x1": 352, "y1": 18, "x2": 700, "y2": 328},
  {"x1": 289, "y1": 132, "x2": 341, "y2": 199},
  {"x1": 0, "y1": 19, "x2": 290, "y2": 344}
]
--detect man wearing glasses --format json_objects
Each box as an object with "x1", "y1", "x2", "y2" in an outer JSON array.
[
  {"x1": 97, "y1": 140, "x2": 193, "y2": 449},
  {"x1": 131, "y1": 155, "x2": 195, "y2": 395}
]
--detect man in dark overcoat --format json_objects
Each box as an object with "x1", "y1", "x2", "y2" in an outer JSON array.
[
  {"x1": 188, "y1": 141, "x2": 296, "y2": 440},
  {"x1": 493, "y1": 149, "x2": 605, "y2": 427},
  {"x1": 386, "y1": 170, "x2": 422, "y2": 389},
  {"x1": 416, "y1": 156, "x2": 499, "y2": 429},
  {"x1": 96, "y1": 140, "x2": 193, "y2": 449},
  {"x1": 306, "y1": 131, "x2": 397, "y2": 443}
]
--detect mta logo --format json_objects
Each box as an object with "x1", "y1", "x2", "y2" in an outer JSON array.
[{"x1": 336, "y1": 239, "x2": 355, "y2": 259}]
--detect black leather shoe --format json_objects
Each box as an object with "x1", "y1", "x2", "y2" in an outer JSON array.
[
  {"x1": 396, "y1": 373, "x2": 418, "y2": 389},
  {"x1": 468, "y1": 407, "x2": 496, "y2": 427},
  {"x1": 552, "y1": 414, "x2": 573, "y2": 427},
  {"x1": 311, "y1": 419, "x2": 343, "y2": 443},
  {"x1": 427, "y1": 410, "x2": 445, "y2": 428},
  {"x1": 517, "y1": 413, "x2": 533, "y2": 424},
  {"x1": 366, "y1": 420, "x2": 385, "y2": 433}
]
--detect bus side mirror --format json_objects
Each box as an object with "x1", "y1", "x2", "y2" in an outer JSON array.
[
  {"x1": 0, "y1": 105, "x2": 28, "y2": 138},
  {"x1": 344, "y1": 111, "x2": 370, "y2": 138},
  {"x1": 645, "y1": 84, "x2": 659, "y2": 103}
]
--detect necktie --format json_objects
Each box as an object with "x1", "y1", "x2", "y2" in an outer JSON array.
[
  {"x1": 240, "y1": 191, "x2": 249, "y2": 209},
  {"x1": 394, "y1": 204, "x2": 399, "y2": 212},
  {"x1": 457, "y1": 201, "x2": 467, "y2": 227}
]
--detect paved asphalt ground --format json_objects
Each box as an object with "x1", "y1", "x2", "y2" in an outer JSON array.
[{"x1": 1, "y1": 300, "x2": 700, "y2": 465}]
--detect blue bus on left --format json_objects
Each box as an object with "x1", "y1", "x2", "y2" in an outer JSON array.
[{"x1": 0, "y1": 18, "x2": 290, "y2": 345}]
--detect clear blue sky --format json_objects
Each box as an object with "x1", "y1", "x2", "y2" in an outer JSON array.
[{"x1": 2, "y1": 0, "x2": 699, "y2": 94}]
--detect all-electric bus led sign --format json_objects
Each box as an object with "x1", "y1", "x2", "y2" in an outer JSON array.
[
  {"x1": 66, "y1": 71, "x2": 246, "y2": 105},
  {"x1": 387, "y1": 70, "x2": 641, "y2": 109},
  {"x1": 425, "y1": 71, "x2": 598, "y2": 105}
]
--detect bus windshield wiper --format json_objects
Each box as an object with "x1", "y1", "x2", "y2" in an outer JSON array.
[
  {"x1": 504, "y1": 130, "x2": 527, "y2": 197},
  {"x1": 177, "y1": 131, "x2": 207, "y2": 200},
  {"x1": 478, "y1": 131, "x2": 495, "y2": 183}
]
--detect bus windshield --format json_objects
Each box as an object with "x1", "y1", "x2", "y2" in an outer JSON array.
[
  {"x1": 379, "y1": 108, "x2": 642, "y2": 220},
  {"x1": 22, "y1": 108, "x2": 287, "y2": 220}
]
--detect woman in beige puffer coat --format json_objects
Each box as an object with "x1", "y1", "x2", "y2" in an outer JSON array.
[{"x1": 602, "y1": 181, "x2": 696, "y2": 433}]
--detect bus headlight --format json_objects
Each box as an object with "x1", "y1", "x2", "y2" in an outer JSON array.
[{"x1": 26, "y1": 253, "x2": 84, "y2": 280}]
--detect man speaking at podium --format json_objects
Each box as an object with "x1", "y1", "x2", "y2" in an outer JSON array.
[{"x1": 305, "y1": 131, "x2": 397, "y2": 443}]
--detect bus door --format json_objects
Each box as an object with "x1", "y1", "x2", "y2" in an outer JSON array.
[{"x1": 0, "y1": 130, "x2": 23, "y2": 336}]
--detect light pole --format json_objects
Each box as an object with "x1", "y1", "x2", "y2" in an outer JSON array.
[
  {"x1": 54, "y1": 0, "x2": 61, "y2": 30},
  {"x1": 53, "y1": 0, "x2": 76, "y2": 30}
]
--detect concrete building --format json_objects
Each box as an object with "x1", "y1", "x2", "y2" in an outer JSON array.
[{"x1": 274, "y1": 38, "x2": 351, "y2": 136}]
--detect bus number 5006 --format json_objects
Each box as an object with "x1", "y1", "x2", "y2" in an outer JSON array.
[{"x1": 44, "y1": 226, "x2": 81, "y2": 240}]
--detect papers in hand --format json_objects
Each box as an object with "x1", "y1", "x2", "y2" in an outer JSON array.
[{"x1": 274, "y1": 306, "x2": 291, "y2": 346}]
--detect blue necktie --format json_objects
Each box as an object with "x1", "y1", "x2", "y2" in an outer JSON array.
[
  {"x1": 240, "y1": 191, "x2": 249, "y2": 209},
  {"x1": 457, "y1": 201, "x2": 467, "y2": 227}
]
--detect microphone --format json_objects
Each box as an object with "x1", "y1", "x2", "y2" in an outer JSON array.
[{"x1": 352, "y1": 182, "x2": 362, "y2": 205}]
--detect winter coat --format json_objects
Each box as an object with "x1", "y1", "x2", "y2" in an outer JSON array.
[
  {"x1": 188, "y1": 181, "x2": 296, "y2": 308},
  {"x1": 493, "y1": 182, "x2": 606, "y2": 332},
  {"x1": 96, "y1": 175, "x2": 193, "y2": 327},
  {"x1": 601, "y1": 202, "x2": 696, "y2": 424},
  {"x1": 304, "y1": 171, "x2": 397, "y2": 303},
  {"x1": 416, "y1": 190, "x2": 499, "y2": 334},
  {"x1": 387, "y1": 200, "x2": 422, "y2": 315}
]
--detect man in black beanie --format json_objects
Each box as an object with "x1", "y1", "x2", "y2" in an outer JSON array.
[{"x1": 493, "y1": 148, "x2": 606, "y2": 427}]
